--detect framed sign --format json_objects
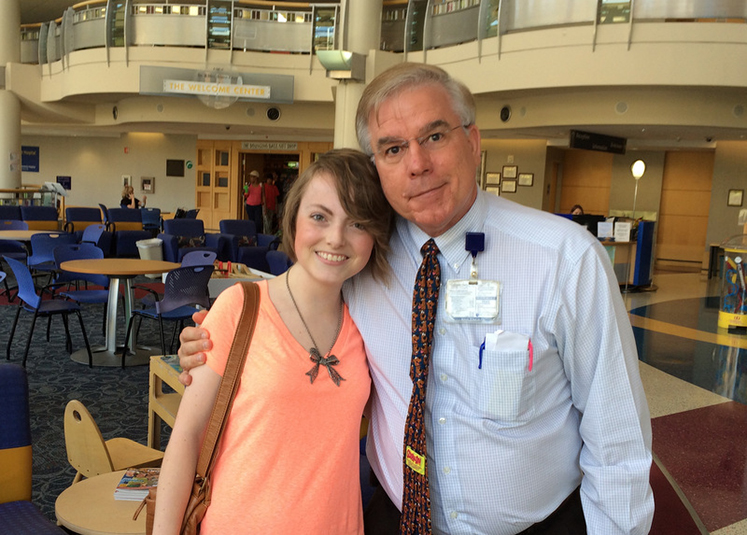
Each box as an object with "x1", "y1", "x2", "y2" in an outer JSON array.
[
  {"x1": 728, "y1": 189, "x2": 744, "y2": 207},
  {"x1": 502, "y1": 180, "x2": 517, "y2": 193},
  {"x1": 478, "y1": 151, "x2": 487, "y2": 188},
  {"x1": 485, "y1": 172, "x2": 501, "y2": 186},
  {"x1": 518, "y1": 173, "x2": 534, "y2": 186},
  {"x1": 502, "y1": 165, "x2": 518, "y2": 179},
  {"x1": 141, "y1": 177, "x2": 155, "y2": 193}
]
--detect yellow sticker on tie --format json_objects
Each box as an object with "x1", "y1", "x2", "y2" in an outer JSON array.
[{"x1": 405, "y1": 446, "x2": 426, "y2": 475}]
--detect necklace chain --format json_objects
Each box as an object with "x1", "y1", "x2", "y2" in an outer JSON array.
[{"x1": 286, "y1": 269, "x2": 345, "y2": 386}]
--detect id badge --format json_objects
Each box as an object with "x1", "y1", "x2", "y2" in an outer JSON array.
[{"x1": 444, "y1": 279, "x2": 501, "y2": 323}]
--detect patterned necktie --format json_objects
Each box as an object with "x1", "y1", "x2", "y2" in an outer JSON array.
[{"x1": 401, "y1": 239, "x2": 441, "y2": 535}]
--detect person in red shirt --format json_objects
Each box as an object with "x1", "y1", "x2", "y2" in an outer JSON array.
[{"x1": 263, "y1": 172, "x2": 281, "y2": 234}]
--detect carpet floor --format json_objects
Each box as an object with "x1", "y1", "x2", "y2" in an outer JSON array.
[{"x1": 0, "y1": 276, "x2": 174, "y2": 522}]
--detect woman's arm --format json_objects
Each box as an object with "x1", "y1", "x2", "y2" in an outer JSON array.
[{"x1": 152, "y1": 362, "x2": 221, "y2": 535}]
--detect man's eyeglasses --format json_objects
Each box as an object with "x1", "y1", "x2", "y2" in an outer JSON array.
[{"x1": 373, "y1": 124, "x2": 469, "y2": 165}]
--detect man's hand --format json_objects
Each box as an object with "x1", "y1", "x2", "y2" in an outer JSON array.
[{"x1": 178, "y1": 309, "x2": 211, "y2": 386}]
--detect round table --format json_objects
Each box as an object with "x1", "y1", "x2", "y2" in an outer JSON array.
[
  {"x1": 55, "y1": 470, "x2": 146, "y2": 535},
  {"x1": 60, "y1": 258, "x2": 180, "y2": 367},
  {"x1": 0, "y1": 229, "x2": 54, "y2": 241}
]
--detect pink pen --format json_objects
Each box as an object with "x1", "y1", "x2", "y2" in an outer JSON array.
[{"x1": 528, "y1": 339, "x2": 534, "y2": 372}]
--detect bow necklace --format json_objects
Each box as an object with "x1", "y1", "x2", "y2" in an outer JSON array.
[{"x1": 286, "y1": 269, "x2": 345, "y2": 386}]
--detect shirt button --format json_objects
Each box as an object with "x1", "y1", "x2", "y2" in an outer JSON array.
[
  {"x1": 453, "y1": 263, "x2": 459, "y2": 270},
  {"x1": 440, "y1": 373, "x2": 448, "y2": 382},
  {"x1": 438, "y1": 327, "x2": 446, "y2": 335},
  {"x1": 443, "y1": 466, "x2": 451, "y2": 474},
  {"x1": 450, "y1": 511, "x2": 458, "y2": 519},
  {"x1": 438, "y1": 417, "x2": 446, "y2": 425}
]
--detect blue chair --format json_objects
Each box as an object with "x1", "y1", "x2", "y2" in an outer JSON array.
[
  {"x1": 63, "y1": 207, "x2": 103, "y2": 239},
  {"x1": 20, "y1": 206, "x2": 58, "y2": 231},
  {"x1": 135, "y1": 250, "x2": 218, "y2": 313},
  {"x1": 185, "y1": 209, "x2": 199, "y2": 219},
  {"x1": 121, "y1": 264, "x2": 214, "y2": 366},
  {"x1": 0, "y1": 363, "x2": 67, "y2": 534},
  {"x1": 106, "y1": 208, "x2": 151, "y2": 257},
  {"x1": 26, "y1": 233, "x2": 77, "y2": 282},
  {"x1": 266, "y1": 250, "x2": 293, "y2": 275},
  {"x1": 182, "y1": 250, "x2": 217, "y2": 266},
  {"x1": 5, "y1": 257, "x2": 93, "y2": 368},
  {"x1": 141, "y1": 208, "x2": 162, "y2": 237},
  {"x1": 98, "y1": 204, "x2": 109, "y2": 226},
  {"x1": 218, "y1": 219, "x2": 277, "y2": 272},
  {"x1": 0, "y1": 205, "x2": 22, "y2": 221},
  {"x1": 80, "y1": 223, "x2": 112, "y2": 256},
  {"x1": 158, "y1": 219, "x2": 226, "y2": 263},
  {"x1": 0, "y1": 221, "x2": 29, "y2": 302},
  {"x1": 0, "y1": 220, "x2": 28, "y2": 231},
  {"x1": 53, "y1": 244, "x2": 110, "y2": 337}
]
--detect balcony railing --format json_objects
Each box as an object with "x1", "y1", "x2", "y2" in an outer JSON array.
[{"x1": 19, "y1": 0, "x2": 747, "y2": 66}]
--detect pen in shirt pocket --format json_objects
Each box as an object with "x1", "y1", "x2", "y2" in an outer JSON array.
[{"x1": 478, "y1": 331, "x2": 534, "y2": 371}]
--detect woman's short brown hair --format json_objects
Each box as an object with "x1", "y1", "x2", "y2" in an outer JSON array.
[{"x1": 281, "y1": 148, "x2": 393, "y2": 281}]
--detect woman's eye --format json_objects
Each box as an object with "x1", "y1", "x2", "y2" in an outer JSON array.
[
  {"x1": 311, "y1": 213, "x2": 325, "y2": 222},
  {"x1": 352, "y1": 222, "x2": 366, "y2": 230}
]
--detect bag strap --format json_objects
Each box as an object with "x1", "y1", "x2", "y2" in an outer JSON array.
[{"x1": 195, "y1": 281, "x2": 260, "y2": 478}]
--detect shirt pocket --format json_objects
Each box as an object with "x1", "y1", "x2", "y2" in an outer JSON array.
[{"x1": 471, "y1": 334, "x2": 535, "y2": 425}]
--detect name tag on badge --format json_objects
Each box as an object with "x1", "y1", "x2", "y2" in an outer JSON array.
[{"x1": 444, "y1": 279, "x2": 500, "y2": 323}]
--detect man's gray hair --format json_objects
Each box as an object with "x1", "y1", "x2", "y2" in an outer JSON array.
[{"x1": 355, "y1": 62, "x2": 476, "y2": 156}]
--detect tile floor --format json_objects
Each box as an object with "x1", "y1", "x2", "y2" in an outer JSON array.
[{"x1": 626, "y1": 271, "x2": 747, "y2": 534}]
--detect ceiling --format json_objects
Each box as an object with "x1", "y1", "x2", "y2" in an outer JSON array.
[
  {"x1": 18, "y1": 2, "x2": 745, "y2": 150},
  {"x1": 21, "y1": 0, "x2": 82, "y2": 24}
]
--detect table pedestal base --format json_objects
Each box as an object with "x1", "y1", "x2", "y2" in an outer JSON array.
[{"x1": 71, "y1": 346, "x2": 158, "y2": 367}]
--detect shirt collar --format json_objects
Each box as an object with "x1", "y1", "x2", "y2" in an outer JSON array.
[{"x1": 398, "y1": 191, "x2": 488, "y2": 275}]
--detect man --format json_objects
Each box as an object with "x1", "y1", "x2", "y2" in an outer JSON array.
[{"x1": 178, "y1": 63, "x2": 653, "y2": 534}]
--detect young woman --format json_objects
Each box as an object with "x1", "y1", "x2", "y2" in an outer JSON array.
[
  {"x1": 153, "y1": 149, "x2": 393, "y2": 535},
  {"x1": 120, "y1": 185, "x2": 146, "y2": 209}
]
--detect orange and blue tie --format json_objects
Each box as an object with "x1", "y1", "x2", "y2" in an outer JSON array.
[{"x1": 401, "y1": 239, "x2": 441, "y2": 535}]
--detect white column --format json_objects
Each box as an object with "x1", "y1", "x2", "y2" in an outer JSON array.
[
  {"x1": 332, "y1": 0, "x2": 383, "y2": 150},
  {"x1": 0, "y1": 0, "x2": 22, "y2": 189}
]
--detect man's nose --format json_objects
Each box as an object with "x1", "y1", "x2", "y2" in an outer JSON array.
[{"x1": 405, "y1": 141, "x2": 431, "y2": 176}]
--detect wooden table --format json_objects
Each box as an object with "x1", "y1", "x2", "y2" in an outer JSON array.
[
  {"x1": 55, "y1": 470, "x2": 145, "y2": 535},
  {"x1": 60, "y1": 258, "x2": 179, "y2": 367},
  {"x1": 148, "y1": 355, "x2": 185, "y2": 449},
  {"x1": 0, "y1": 229, "x2": 54, "y2": 241}
]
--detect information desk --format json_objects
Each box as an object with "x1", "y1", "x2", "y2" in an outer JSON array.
[
  {"x1": 148, "y1": 355, "x2": 185, "y2": 450},
  {"x1": 55, "y1": 470, "x2": 145, "y2": 535},
  {"x1": 60, "y1": 258, "x2": 179, "y2": 367}
]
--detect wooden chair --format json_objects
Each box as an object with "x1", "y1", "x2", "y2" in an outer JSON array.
[{"x1": 64, "y1": 400, "x2": 164, "y2": 484}]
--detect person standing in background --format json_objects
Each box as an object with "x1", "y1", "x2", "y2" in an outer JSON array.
[
  {"x1": 244, "y1": 170, "x2": 263, "y2": 234},
  {"x1": 263, "y1": 172, "x2": 280, "y2": 235}
]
